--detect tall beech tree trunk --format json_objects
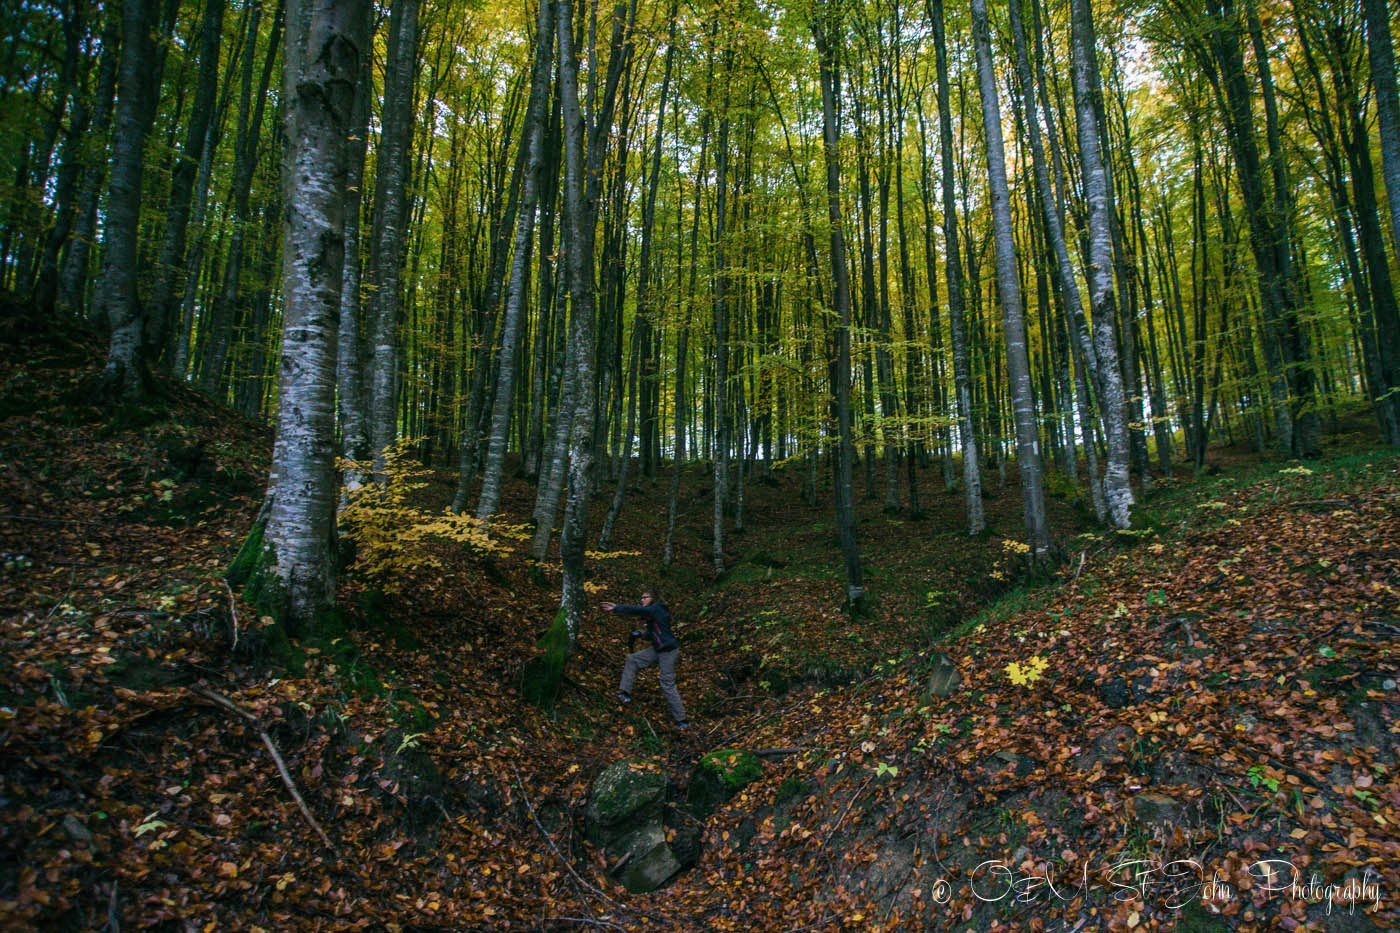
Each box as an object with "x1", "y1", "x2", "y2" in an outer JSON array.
[
  {"x1": 527, "y1": 0, "x2": 634, "y2": 562},
  {"x1": 244, "y1": 0, "x2": 369, "y2": 631},
  {"x1": 971, "y1": 0, "x2": 1053, "y2": 562},
  {"x1": 711, "y1": 83, "x2": 732, "y2": 578},
  {"x1": 337, "y1": 34, "x2": 374, "y2": 497},
  {"x1": 1368, "y1": 0, "x2": 1400, "y2": 267},
  {"x1": 1070, "y1": 0, "x2": 1133, "y2": 529},
  {"x1": 813, "y1": 5, "x2": 865, "y2": 611},
  {"x1": 664, "y1": 46, "x2": 712, "y2": 570},
  {"x1": 367, "y1": 0, "x2": 422, "y2": 468},
  {"x1": 928, "y1": 0, "x2": 984, "y2": 535},
  {"x1": 95, "y1": 0, "x2": 165, "y2": 400},
  {"x1": 1198, "y1": 0, "x2": 1315, "y2": 458},
  {"x1": 1332, "y1": 22, "x2": 1400, "y2": 447},
  {"x1": 555, "y1": 0, "x2": 602, "y2": 645}
]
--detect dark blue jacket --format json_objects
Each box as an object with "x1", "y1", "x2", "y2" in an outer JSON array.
[{"x1": 615, "y1": 602, "x2": 678, "y2": 652}]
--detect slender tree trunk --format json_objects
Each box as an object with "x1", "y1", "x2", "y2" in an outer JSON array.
[
  {"x1": 971, "y1": 0, "x2": 1054, "y2": 561},
  {"x1": 928, "y1": 0, "x2": 984, "y2": 535},
  {"x1": 200, "y1": 0, "x2": 282, "y2": 398},
  {"x1": 712, "y1": 80, "x2": 732, "y2": 578},
  {"x1": 476, "y1": 0, "x2": 557, "y2": 520},
  {"x1": 1008, "y1": 0, "x2": 1106, "y2": 516},
  {"x1": 1333, "y1": 26, "x2": 1400, "y2": 445},
  {"x1": 813, "y1": 5, "x2": 865, "y2": 610},
  {"x1": 144, "y1": 0, "x2": 226, "y2": 361},
  {"x1": 366, "y1": 0, "x2": 422, "y2": 468},
  {"x1": 601, "y1": 0, "x2": 677, "y2": 545},
  {"x1": 525, "y1": 96, "x2": 562, "y2": 479},
  {"x1": 664, "y1": 45, "x2": 712, "y2": 570},
  {"x1": 57, "y1": 6, "x2": 120, "y2": 319}
]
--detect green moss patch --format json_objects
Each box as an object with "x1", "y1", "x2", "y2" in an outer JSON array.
[
  {"x1": 687, "y1": 748, "x2": 763, "y2": 817},
  {"x1": 520, "y1": 606, "x2": 570, "y2": 709}
]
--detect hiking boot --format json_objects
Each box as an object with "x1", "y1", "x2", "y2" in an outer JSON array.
[
  {"x1": 675, "y1": 720, "x2": 690, "y2": 732},
  {"x1": 617, "y1": 691, "x2": 631, "y2": 705}
]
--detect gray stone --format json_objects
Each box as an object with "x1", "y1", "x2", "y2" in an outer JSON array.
[
  {"x1": 62, "y1": 814, "x2": 92, "y2": 843},
  {"x1": 585, "y1": 760, "x2": 682, "y2": 893},
  {"x1": 923, "y1": 651, "x2": 963, "y2": 700},
  {"x1": 610, "y1": 821, "x2": 682, "y2": 894},
  {"x1": 1131, "y1": 793, "x2": 1184, "y2": 825},
  {"x1": 1073, "y1": 724, "x2": 1135, "y2": 770}
]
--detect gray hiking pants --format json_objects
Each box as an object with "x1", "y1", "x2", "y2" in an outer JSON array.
[{"x1": 620, "y1": 646, "x2": 687, "y2": 724}]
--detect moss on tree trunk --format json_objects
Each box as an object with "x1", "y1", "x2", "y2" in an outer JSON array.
[{"x1": 520, "y1": 606, "x2": 570, "y2": 708}]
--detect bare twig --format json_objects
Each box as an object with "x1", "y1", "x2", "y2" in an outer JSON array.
[
  {"x1": 821, "y1": 771, "x2": 878, "y2": 848},
  {"x1": 511, "y1": 766, "x2": 673, "y2": 928},
  {"x1": 540, "y1": 913, "x2": 624, "y2": 924},
  {"x1": 1071, "y1": 550, "x2": 1087, "y2": 585},
  {"x1": 1283, "y1": 498, "x2": 1350, "y2": 511},
  {"x1": 221, "y1": 580, "x2": 239, "y2": 650},
  {"x1": 2, "y1": 513, "x2": 107, "y2": 527},
  {"x1": 105, "y1": 880, "x2": 119, "y2": 932},
  {"x1": 511, "y1": 764, "x2": 617, "y2": 909},
  {"x1": 109, "y1": 608, "x2": 179, "y2": 619},
  {"x1": 43, "y1": 568, "x2": 77, "y2": 622},
  {"x1": 1215, "y1": 781, "x2": 1252, "y2": 819},
  {"x1": 754, "y1": 747, "x2": 803, "y2": 759},
  {"x1": 543, "y1": 913, "x2": 627, "y2": 924},
  {"x1": 191, "y1": 686, "x2": 334, "y2": 851}
]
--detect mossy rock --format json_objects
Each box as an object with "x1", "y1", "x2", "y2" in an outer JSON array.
[
  {"x1": 585, "y1": 759, "x2": 667, "y2": 846},
  {"x1": 687, "y1": 748, "x2": 762, "y2": 817}
]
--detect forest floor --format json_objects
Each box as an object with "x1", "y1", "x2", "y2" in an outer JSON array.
[{"x1": 1, "y1": 297, "x2": 1397, "y2": 932}]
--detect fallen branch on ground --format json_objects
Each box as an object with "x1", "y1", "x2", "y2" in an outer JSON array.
[
  {"x1": 754, "y1": 747, "x2": 802, "y2": 758},
  {"x1": 190, "y1": 685, "x2": 334, "y2": 851},
  {"x1": 511, "y1": 765, "x2": 673, "y2": 928}
]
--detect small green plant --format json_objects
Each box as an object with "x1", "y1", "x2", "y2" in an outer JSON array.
[
  {"x1": 875, "y1": 761, "x2": 899, "y2": 779},
  {"x1": 1246, "y1": 765, "x2": 1280, "y2": 794},
  {"x1": 1146, "y1": 589, "x2": 1167, "y2": 607}
]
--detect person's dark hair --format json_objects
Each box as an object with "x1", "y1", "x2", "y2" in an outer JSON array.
[{"x1": 642, "y1": 587, "x2": 662, "y2": 602}]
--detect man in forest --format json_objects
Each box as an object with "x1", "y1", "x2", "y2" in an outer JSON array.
[{"x1": 601, "y1": 590, "x2": 689, "y2": 731}]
